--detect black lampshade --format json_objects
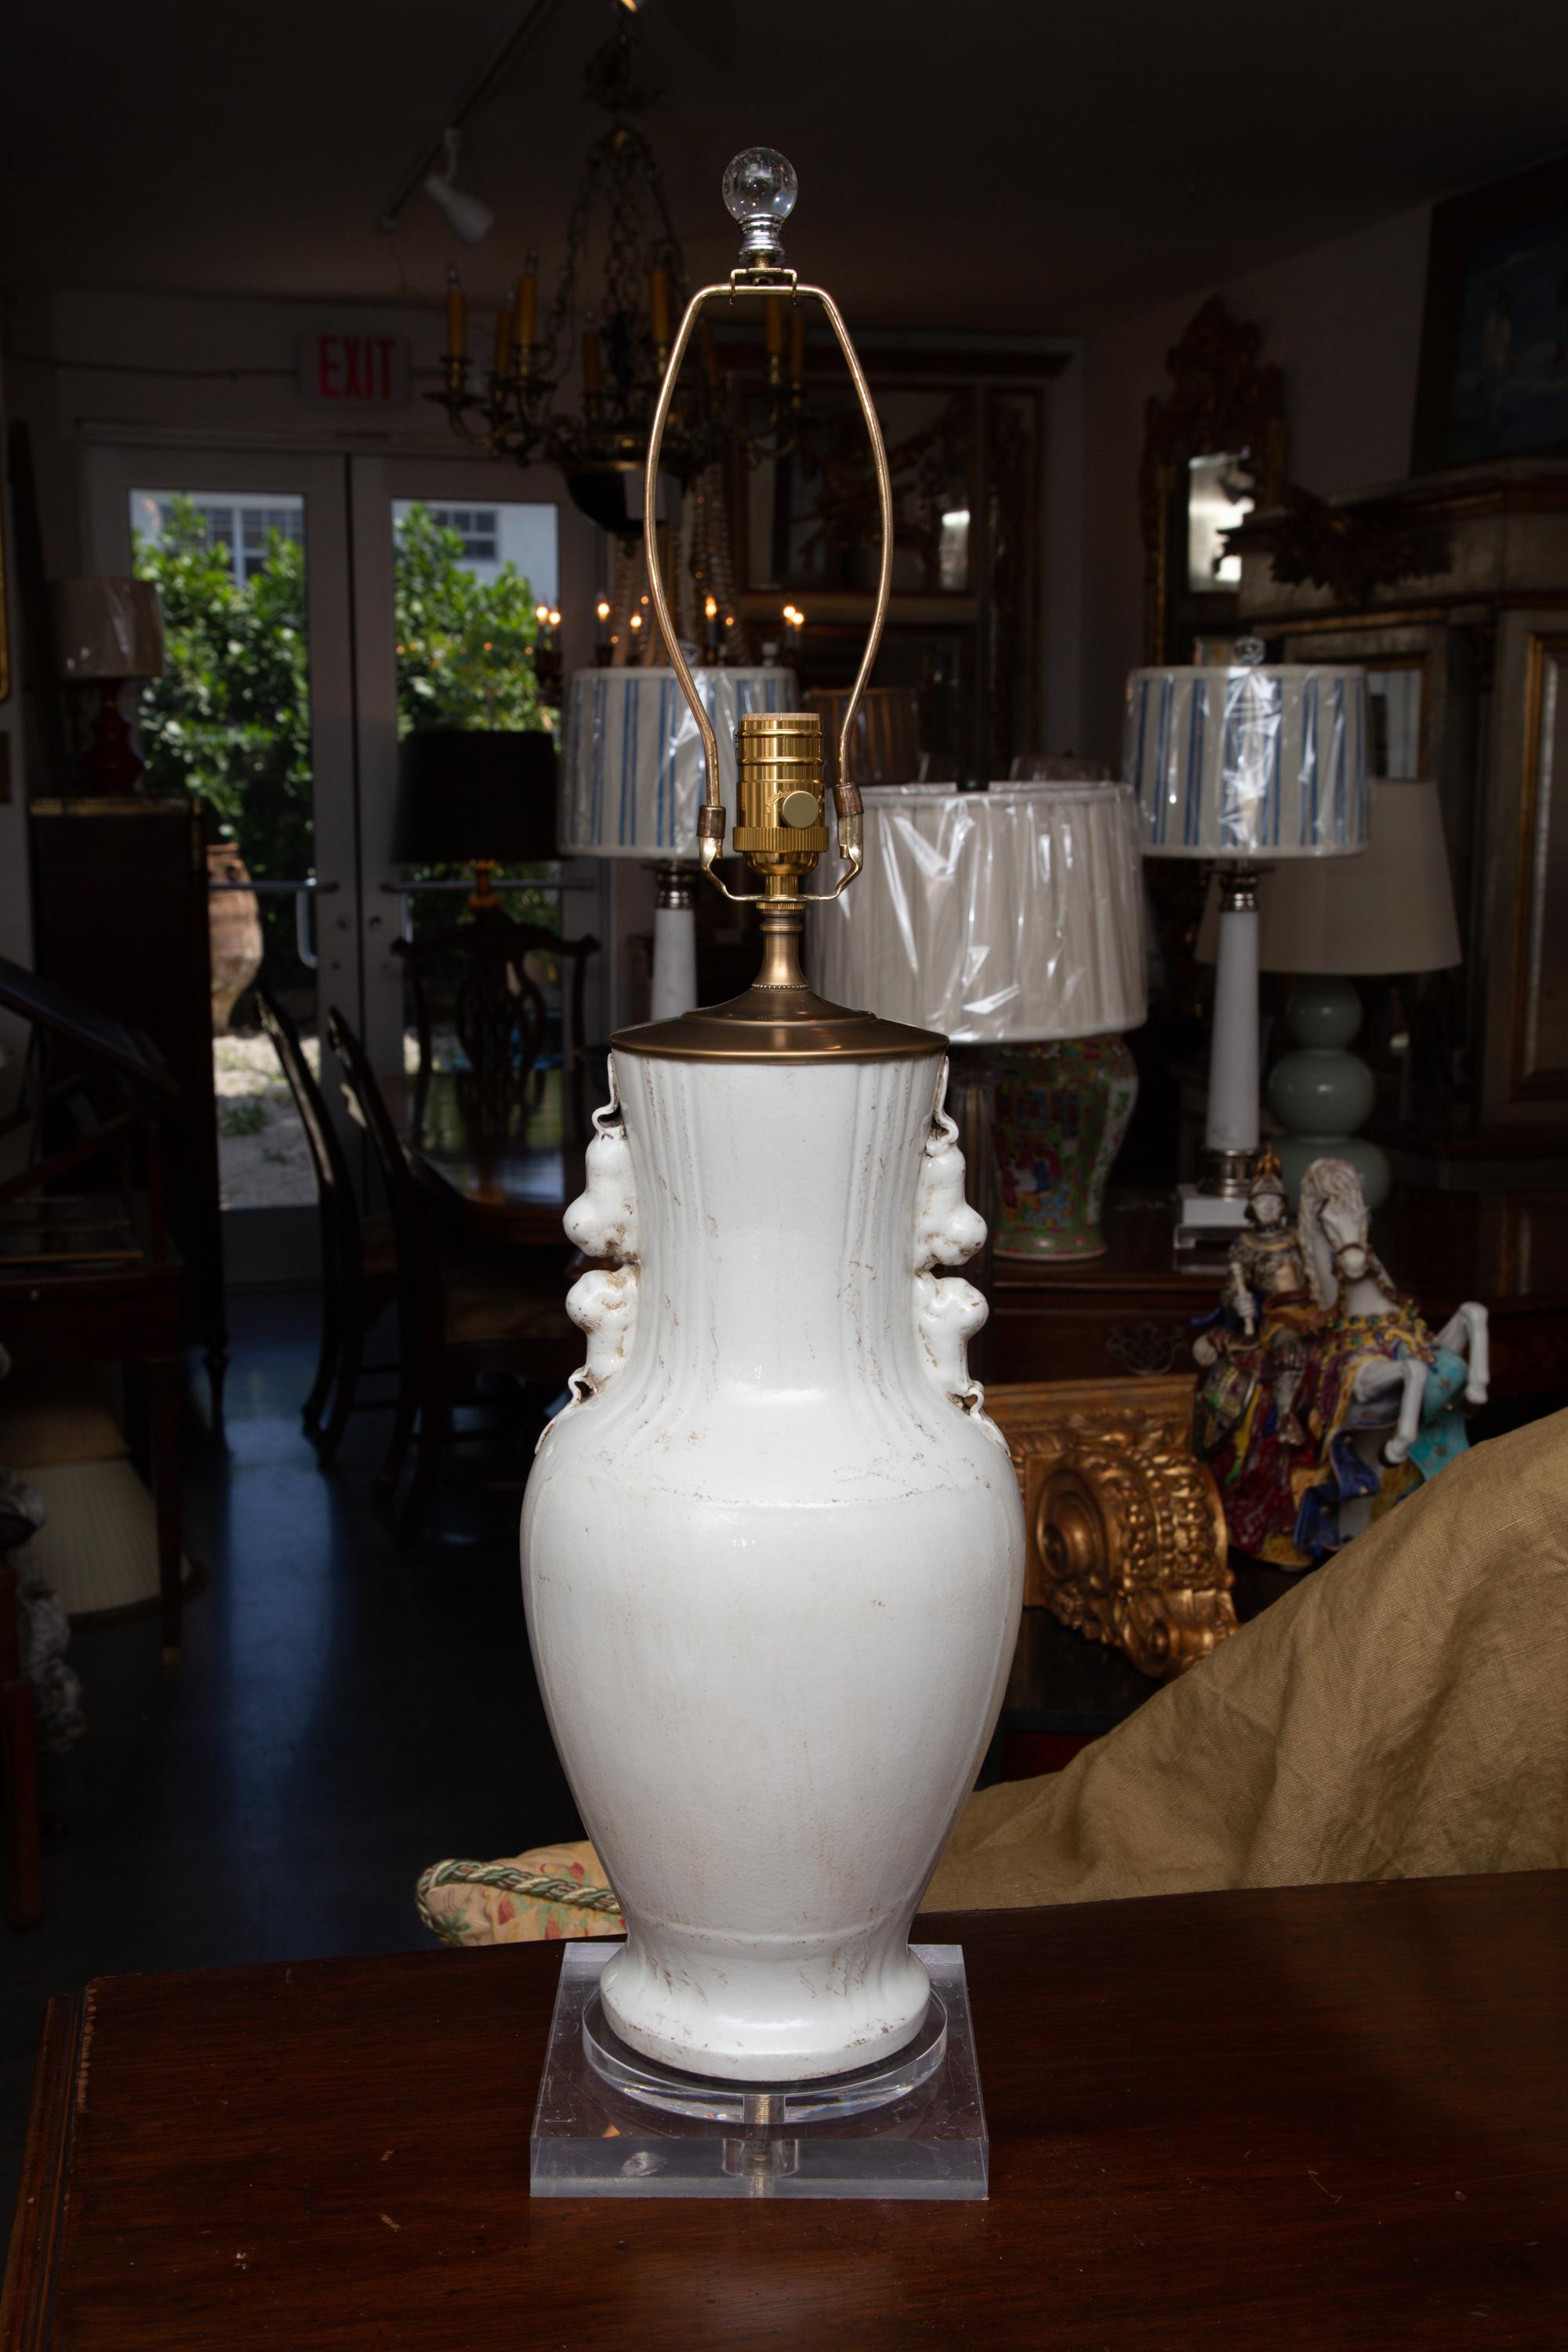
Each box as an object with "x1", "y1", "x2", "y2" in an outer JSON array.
[{"x1": 394, "y1": 728, "x2": 559, "y2": 866}]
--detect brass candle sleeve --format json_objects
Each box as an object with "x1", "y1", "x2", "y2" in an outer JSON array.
[{"x1": 641, "y1": 278, "x2": 891, "y2": 907}]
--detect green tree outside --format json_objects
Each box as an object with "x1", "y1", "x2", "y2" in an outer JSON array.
[
  {"x1": 133, "y1": 499, "x2": 551, "y2": 988},
  {"x1": 393, "y1": 501, "x2": 544, "y2": 734}
]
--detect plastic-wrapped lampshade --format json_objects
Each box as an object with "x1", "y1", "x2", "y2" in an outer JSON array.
[
  {"x1": 809, "y1": 783, "x2": 1148, "y2": 1042},
  {"x1": 557, "y1": 666, "x2": 798, "y2": 859},
  {"x1": 1126, "y1": 662, "x2": 1369, "y2": 860},
  {"x1": 53, "y1": 579, "x2": 165, "y2": 681}
]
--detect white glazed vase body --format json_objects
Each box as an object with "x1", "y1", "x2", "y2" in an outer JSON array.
[{"x1": 521, "y1": 1045, "x2": 1024, "y2": 2081}]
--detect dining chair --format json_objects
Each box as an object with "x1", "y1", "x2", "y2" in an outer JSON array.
[
  {"x1": 256, "y1": 985, "x2": 399, "y2": 1465},
  {"x1": 391, "y1": 914, "x2": 600, "y2": 1147},
  {"x1": 1, "y1": 1537, "x2": 43, "y2": 1930},
  {"x1": 325, "y1": 1005, "x2": 581, "y2": 1546}
]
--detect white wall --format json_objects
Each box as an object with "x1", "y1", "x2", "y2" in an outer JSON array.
[
  {"x1": 5, "y1": 289, "x2": 474, "y2": 581},
  {"x1": 1079, "y1": 202, "x2": 1434, "y2": 767}
]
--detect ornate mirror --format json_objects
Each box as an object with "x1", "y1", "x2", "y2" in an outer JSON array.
[{"x1": 1140, "y1": 298, "x2": 1288, "y2": 663}]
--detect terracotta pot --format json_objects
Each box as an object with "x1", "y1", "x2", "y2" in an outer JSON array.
[{"x1": 206, "y1": 844, "x2": 263, "y2": 1034}]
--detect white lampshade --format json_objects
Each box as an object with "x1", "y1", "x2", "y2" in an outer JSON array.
[
  {"x1": 53, "y1": 578, "x2": 165, "y2": 681},
  {"x1": 1126, "y1": 662, "x2": 1368, "y2": 861},
  {"x1": 809, "y1": 782, "x2": 1148, "y2": 1043},
  {"x1": 558, "y1": 666, "x2": 799, "y2": 859},
  {"x1": 1197, "y1": 778, "x2": 1461, "y2": 973}
]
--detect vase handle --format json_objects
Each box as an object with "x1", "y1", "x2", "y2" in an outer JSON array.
[
  {"x1": 913, "y1": 1062, "x2": 1009, "y2": 1448},
  {"x1": 550, "y1": 1064, "x2": 641, "y2": 1432}
]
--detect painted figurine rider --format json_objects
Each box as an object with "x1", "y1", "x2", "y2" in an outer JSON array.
[
  {"x1": 1195, "y1": 1153, "x2": 1490, "y2": 1567},
  {"x1": 1194, "y1": 1148, "x2": 1314, "y2": 1446}
]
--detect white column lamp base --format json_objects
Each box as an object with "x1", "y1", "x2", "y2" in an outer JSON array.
[{"x1": 650, "y1": 865, "x2": 699, "y2": 1022}]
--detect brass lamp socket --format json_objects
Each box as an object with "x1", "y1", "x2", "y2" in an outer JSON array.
[{"x1": 731, "y1": 710, "x2": 829, "y2": 876}]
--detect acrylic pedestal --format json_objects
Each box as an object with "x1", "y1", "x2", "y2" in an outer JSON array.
[{"x1": 530, "y1": 1941, "x2": 988, "y2": 2200}]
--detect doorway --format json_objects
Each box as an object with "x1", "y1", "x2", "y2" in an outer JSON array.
[{"x1": 85, "y1": 444, "x2": 592, "y2": 1275}]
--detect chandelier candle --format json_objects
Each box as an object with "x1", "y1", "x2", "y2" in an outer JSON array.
[{"x1": 522, "y1": 151, "x2": 1024, "y2": 2085}]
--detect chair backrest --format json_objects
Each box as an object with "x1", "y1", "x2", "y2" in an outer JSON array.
[
  {"x1": 391, "y1": 913, "x2": 599, "y2": 1141},
  {"x1": 324, "y1": 1004, "x2": 425, "y2": 1263},
  {"x1": 257, "y1": 985, "x2": 370, "y2": 1290},
  {"x1": 256, "y1": 985, "x2": 350, "y2": 1200},
  {"x1": 807, "y1": 684, "x2": 922, "y2": 792}
]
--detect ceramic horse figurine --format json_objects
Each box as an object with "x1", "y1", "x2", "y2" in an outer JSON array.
[
  {"x1": 1193, "y1": 1153, "x2": 1490, "y2": 1566},
  {"x1": 1294, "y1": 1158, "x2": 1488, "y2": 1544}
]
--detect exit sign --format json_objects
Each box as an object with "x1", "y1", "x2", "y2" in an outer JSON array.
[{"x1": 297, "y1": 330, "x2": 412, "y2": 408}]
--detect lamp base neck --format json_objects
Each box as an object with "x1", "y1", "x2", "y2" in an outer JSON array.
[{"x1": 1199, "y1": 1145, "x2": 1258, "y2": 1200}]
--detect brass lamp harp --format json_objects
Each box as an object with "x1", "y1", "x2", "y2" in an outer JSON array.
[{"x1": 642, "y1": 147, "x2": 893, "y2": 912}]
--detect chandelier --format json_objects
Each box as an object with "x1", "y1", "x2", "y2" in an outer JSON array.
[{"x1": 430, "y1": 19, "x2": 810, "y2": 535}]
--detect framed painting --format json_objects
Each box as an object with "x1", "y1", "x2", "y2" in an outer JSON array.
[{"x1": 1413, "y1": 150, "x2": 1568, "y2": 472}]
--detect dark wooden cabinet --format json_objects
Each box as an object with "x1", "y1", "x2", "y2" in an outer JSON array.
[
  {"x1": 29, "y1": 798, "x2": 226, "y2": 1415},
  {"x1": 992, "y1": 1185, "x2": 1568, "y2": 1400}
]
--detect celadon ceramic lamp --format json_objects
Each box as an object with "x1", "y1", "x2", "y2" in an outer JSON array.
[
  {"x1": 1199, "y1": 777, "x2": 1461, "y2": 1207},
  {"x1": 521, "y1": 152, "x2": 1024, "y2": 2092},
  {"x1": 1126, "y1": 642, "x2": 1368, "y2": 1240}
]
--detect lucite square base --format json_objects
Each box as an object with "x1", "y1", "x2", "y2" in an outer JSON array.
[{"x1": 530, "y1": 1941, "x2": 987, "y2": 2200}]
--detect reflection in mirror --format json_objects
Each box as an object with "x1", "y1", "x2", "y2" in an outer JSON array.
[
  {"x1": 1187, "y1": 453, "x2": 1254, "y2": 593},
  {"x1": 1140, "y1": 297, "x2": 1287, "y2": 662},
  {"x1": 1367, "y1": 667, "x2": 1424, "y2": 779},
  {"x1": 938, "y1": 505, "x2": 971, "y2": 592}
]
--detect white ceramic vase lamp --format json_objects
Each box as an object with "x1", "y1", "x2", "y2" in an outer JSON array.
[
  {"x1": 811, "y1": 781, "x2": 1148, "y2": 1260},
  {"x1": 523, "y1": 151, "x2": 1024, "y2": 2088},
  {"x1": 558, "y1": 665, "x2": 799, "y2": 1019},
  {"x1": 1125, "y1": 641, "x2": 1369, "y2": 1242}
]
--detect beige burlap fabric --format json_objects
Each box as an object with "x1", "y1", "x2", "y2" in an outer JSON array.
[{"x1": 926, "y1": 1410, "x2": 1568, "y2": 1912}]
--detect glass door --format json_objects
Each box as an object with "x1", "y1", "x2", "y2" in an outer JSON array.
[
  {"x1": 86, "y1": 446, "x2": 356, "y2": 1261},
  {"x1": 343, "y1": 453, "x2": 601, "y2": 1105},
  {"x1": 85, "y1": 445, "x2": 603, "y2": 1274}
]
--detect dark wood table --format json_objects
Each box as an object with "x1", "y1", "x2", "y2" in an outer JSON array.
[
  {"x1": 394, "y1": 1065, "x2": 578, "y2": 1247},
  {"x1": 7, "y1": 1871, "x2": 1566, "y2": 2347},
  {"x1": 0, "y1": 1196, "x2": 185, "y2": 1661},
  {"x1": 993, "y1": 1185, "x2": 1568, "y2": 1398}
]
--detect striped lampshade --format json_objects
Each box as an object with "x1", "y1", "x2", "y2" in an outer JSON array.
[
  {"x1": 809, "y1": 782, "x2": 1147, "y2": 1044},
  {"x1": 558, "y1": 667, "x2": 799, "y2": 858},
  {"x1": 1124, "y1": 662, "x2": 1368, "y2": 860}
]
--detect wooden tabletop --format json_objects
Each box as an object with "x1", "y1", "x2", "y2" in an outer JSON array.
[
  {"x1": 387, "y1": 1065, "x2": 577, "y2": 1246},
  {"x1": 996, "y1": 1185, "x2": 1568, "y2": 1306},
  {"x1": 989, "y1": 1185, "x2": 1568, "y2": 1395},
  {"x1": 7, "y1": 1871, "x2": 1566, "y2": 2347}
]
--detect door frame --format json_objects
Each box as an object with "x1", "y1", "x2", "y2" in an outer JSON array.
[
  {"x1": 85, "y1": 440, "x2": 609, "y2": 1277},
  {"x1": 83, "y1": 442, "x2": 364, "y2": 1043}
]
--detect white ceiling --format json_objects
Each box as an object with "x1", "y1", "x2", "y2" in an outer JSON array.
[{"x1": 2, "y1": 0, "x2": 1565, "y2": 330}]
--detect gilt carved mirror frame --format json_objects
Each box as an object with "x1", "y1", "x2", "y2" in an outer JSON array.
[{"x1": 1140, "y1": 297, "x2": 1288, "y2": 664}]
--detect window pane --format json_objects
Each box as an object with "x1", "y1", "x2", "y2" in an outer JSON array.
[
  {"x1": 130, "y1": 485, "x2": 317, "y2": 1210},
  {"x1": 388, "y1": 494, "x2": 563, "y2": 1131},
  {"x1": 392, "y1": 496, "x2": 556, "y2": 597}
]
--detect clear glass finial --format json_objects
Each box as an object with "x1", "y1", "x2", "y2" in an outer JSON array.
[{"x1": 723, "y1": 147, "x2": 797, "y2": 265}]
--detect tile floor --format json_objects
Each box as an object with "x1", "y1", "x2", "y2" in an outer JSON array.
[{"x1": 2, "y1": 1290, "x2": 581, "y2": 2226}]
